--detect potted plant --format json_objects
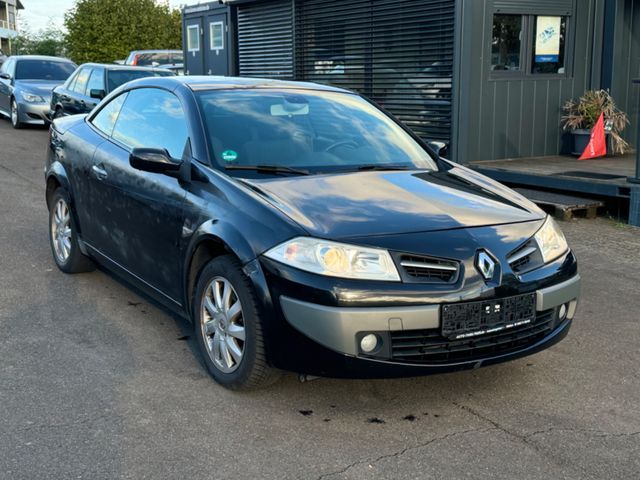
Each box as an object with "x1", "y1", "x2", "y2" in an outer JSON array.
[{"x1": 562, "y1": 89, "x2": 629, "y2": 156}]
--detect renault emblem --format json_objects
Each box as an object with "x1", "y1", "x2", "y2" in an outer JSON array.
[{"x1": 476, "y1": 251, "x2": 496, "y2": 280}]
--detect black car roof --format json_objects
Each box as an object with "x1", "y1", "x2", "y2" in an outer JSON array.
[{"x1": 123, "y1": 75, "x2": 353, "y2": 94}]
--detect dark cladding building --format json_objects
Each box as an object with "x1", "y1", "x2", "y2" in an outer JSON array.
[{"x1": 183, "y1": 0, "x2": 639, "y2": 166}]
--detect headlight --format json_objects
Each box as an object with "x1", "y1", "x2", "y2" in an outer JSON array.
[
  {"x1": 21, "y1": 92, "x2": 46, "y2": 103},
  {"x1": 264, "y1": 237, "x2": 401, "y2": 281},
  {"x1": 534, "y1": 216, "x2": 568, "y2": 263}
]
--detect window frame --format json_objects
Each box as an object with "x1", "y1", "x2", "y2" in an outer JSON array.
[
  {"x1": 209, "y1": 21, "x2": 224, "y2": 51},
  {"x1": 489, "y1": 12, "x2": 573, "y2": 81},
  {"x1": 187, "y1": 24, "x2": 200, "y2": 53}
]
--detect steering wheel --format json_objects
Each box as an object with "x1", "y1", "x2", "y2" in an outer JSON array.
[{"x1": 324, "y1": 140, "x2": 359, "y2": 153}]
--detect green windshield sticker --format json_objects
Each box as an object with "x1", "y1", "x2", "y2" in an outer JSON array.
[{"x1": 221, "y1": 150, "x2": 238, "y2": 162}]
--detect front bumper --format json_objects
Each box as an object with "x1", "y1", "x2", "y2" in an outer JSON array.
[
  {"x1": 280, "y1": 273, "x2": 579, "y2": 358},
  {"x1": 18, "y1": 101, "x2": 50, "y2": 124}
]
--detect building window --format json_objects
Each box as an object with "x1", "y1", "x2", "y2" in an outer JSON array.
[
  {"x1": 532, "y1": 16, "x2": 567, "y2": 74},
  {"x1": 187, "y1": 25, "x2": 200, "y2": 53},
  {"x1": 491, "y1": 13, "x2": 570, "y2": 78},
  {"x1": 210, "y1": 22, "x2": 224, "y2": 51},
  {"x1": 492, "y1": 14, "x2": 522, "y2": 71}
]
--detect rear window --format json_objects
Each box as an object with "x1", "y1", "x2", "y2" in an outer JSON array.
[
  {"x1": 15, "y1": 60, "x2": 76, "y2": 81},
  {"x1": 130, "y1": 51, "x2": 183, "y2": 66},
  {"x1": 106, "y1": 69, "x2": 174, "y2": 92}
]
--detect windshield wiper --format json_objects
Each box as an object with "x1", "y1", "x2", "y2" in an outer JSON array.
[
  {"x1": 224, "y1": 165, "x2": 310, "y2": 176},
  {"x1": 355, "y1": 164, "x2": 412, "y2": 172}
]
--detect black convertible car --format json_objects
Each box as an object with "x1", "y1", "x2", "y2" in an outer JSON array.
[{"x1": 45, "y1": 76, "x2": 580, "y2": 389}]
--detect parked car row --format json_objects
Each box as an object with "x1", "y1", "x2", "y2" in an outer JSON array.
[{"x1": 0, "y1": 53, "x2": 177, "y2": 128}]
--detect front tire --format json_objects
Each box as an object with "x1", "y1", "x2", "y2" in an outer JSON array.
[
  {"x1": 48, "y1": 188, "x2": 95, "y2": 273},
  {"x1": 11, "y1": 99, "x2": 23, "y2": 129},
  {"x1": 193, "y1": 255, "x2": 280, "y2": 390}
]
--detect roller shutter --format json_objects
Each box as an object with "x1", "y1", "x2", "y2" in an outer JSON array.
[
  {"x1": 237, "y1": 0, "x2": 294, "y2": 78},
  {"x1": 295, "y1": 0, "x2": 455, "y2": 143}
]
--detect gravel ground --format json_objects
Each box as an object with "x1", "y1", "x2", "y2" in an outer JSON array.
[{"x1": 0, "y1": 119, "x2": 639, "y2": 479}]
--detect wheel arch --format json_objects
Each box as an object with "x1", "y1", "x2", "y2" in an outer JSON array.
[
  {"x1": 183, "y1": 220, "x2": 259, "y2": 319},
  {"x1": 45, "y1": 164, "x2": 71, "y2": 210}
]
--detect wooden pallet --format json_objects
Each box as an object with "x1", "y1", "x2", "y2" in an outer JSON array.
[{"x1": 515, "y1": 188, "x2": 604, "y2": 221}]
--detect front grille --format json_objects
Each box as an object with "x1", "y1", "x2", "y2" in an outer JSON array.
[
  {"x1": 389, "y1": 309, "x2": 555, "y2": 364},
  {"x1": 507, "y1": 240, "x2": 541, "y2": 273},
  {"x1": 398, "y1": 255, "x2": 459, "y2": 284}
]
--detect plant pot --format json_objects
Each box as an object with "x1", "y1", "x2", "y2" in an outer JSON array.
[
  {"x1": 570, "y1": 129, "x2": 592, "y2": 156},
  {"x1": 570, "y1": 128, "x2": 611, "y2": 157}
]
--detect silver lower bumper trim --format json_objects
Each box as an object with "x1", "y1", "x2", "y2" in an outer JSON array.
[{"x1": 280, "y1": 274, "x2": 581, "y2": 356}]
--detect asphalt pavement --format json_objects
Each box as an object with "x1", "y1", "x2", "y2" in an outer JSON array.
[{"x1": 1, "y1": 118, "x2": 639, "y2": 479}]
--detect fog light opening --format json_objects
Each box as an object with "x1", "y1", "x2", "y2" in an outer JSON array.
[
  {"x1": 360, "y1": 334, "x2": 379, "y2": 353},
  {"x1": 559, "y1": 303, "x2": 568, "y2": 321}
]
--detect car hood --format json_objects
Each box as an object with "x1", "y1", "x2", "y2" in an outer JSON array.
[
  {"x1": 242, "y1": 166, "x2": 545, "y2": 239},
  {"x1": 16, "y1": 80, "x2": 62, "y2": 97}
]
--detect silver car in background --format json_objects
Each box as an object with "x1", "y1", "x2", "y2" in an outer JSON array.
[{"x1": 0, "y1": 55, "x2": 76, "y2": 129}]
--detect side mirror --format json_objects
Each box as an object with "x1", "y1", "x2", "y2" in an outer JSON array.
[
  {"x1": 130, "y1": 148, "x2": 182, "y2": 175},
  {"x1": 427, "y1": 141, "x2": 448, "y2": 157},
  {"x1": 0, "y1": 72, "x2": 11, "y2": 80},
  {"x1": 89, "y1": 88, "x2": 106, "y2": 100}
]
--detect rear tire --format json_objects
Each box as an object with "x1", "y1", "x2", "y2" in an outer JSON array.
[
  {"x1": 48, "y1": 188, "x2": 95, "y2": 273},
  {"x1": 193, "y1": 255, "x2": 280, "y2": 390}
]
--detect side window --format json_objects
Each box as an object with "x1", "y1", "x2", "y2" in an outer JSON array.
[
  {"x1": 532, "y1": 16, "x2": 567, "y2": 74},
  {"x1": 210, "y1": 22, "x2": 224, "y2": 51},
  {"x1": 111, "y1": 88, "x2": 188, "y2": 159},
  {"x1": 91, "y1": 92, "x2": 127, "y2": 136},
  {"x1": 491, "y1": 15, "x2": 522, "y2": 71},
  {"x1": 86, "y1": 68, "x2": 104, "y2": 94},
  {"x1": 187, "y1": 25, "x2": 200, "y2": 52},
  {"x1": 491, "y1": 13, "x2": 570, "y2": 77},
  {"x1": 72, "y1": 67, "x2": 91, "y2": 95},
  {"x1": 1, "y1": 58, "x2": 14, "y2": 75}
]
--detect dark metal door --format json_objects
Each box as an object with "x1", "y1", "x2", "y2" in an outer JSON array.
[
  {"x1": 204, "y1": 13, "x2": 229, "y2": 76},
  {"x1": 89, "y1": 140, "x2": 186, "y2": 302},
  {"x1": 184, "y1": 18, "x2": 204, "y2": 75}
]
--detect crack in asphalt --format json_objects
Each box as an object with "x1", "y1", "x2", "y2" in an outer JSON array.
[
  {"x1": 452, "y1": 402, "x2": 640, "y2": 479},
  {"x1": 0, "y1": 162, "x2": 41, "y2": 190},
  {"x1": 315, "y1": 427, "x2": 497, "y2": 480},
  {"x1": 525, "y1": 427, "x2": 640, "y2": 440}
]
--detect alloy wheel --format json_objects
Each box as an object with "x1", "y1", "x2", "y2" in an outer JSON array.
[
  {"x1": 200, "y1": 276, "x2": 246, "y2": 373},
  {"x1": 11, "y1": 100, "x2": 18, "y2": 126},
  {"x1": 51, "y1": 198, "x2": 72, "y2": 264}
]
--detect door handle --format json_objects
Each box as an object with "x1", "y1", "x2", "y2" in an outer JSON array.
[{"x1": 92, "y1": 164, "x2": 107, "y2": 180}]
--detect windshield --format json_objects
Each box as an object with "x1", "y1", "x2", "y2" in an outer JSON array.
[
  {"x1": 15, "y1": 60, "x2": 76, "y2": 81},
  {"x1": 196, "y1": 89, "x2": 437, "y2": 174},
  {"x1": 106, "y1": 69, "x2": 174, "y2": 91}
]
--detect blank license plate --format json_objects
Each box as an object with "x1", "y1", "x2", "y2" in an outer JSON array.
[{"x1": 441, "y1": 293, "x2": 536, "y2": 340}]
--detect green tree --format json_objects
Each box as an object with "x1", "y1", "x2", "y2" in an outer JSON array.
[
  {"x1": 64, "y1": 0, "x2": 182, "y2": 64},
  {"x1": 11, "y1": 28, "x2": 67, "y2": 57}
]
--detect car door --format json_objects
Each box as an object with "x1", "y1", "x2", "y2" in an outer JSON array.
[
  {"x1": 0, "y1": 58, "x2": 15, "y2": 113},
  {"x1": 66, "y1": 66, "x2": 90, "y2": 115},
  {"x1": 88, "y1": 87, "x2": 189, "y2": 302}
]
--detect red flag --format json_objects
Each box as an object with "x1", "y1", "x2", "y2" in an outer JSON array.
[{"x1": 579, "y1": 112, "x2": 607, "y2": 160}]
